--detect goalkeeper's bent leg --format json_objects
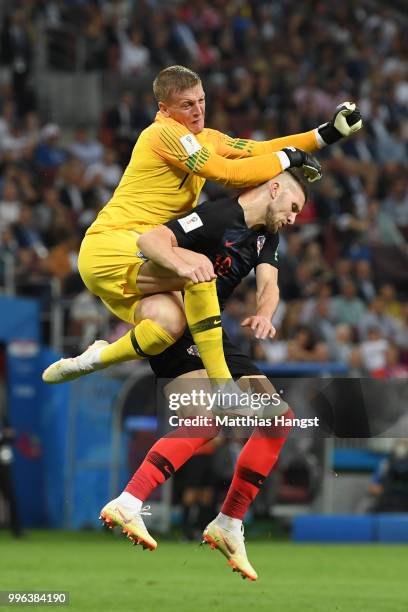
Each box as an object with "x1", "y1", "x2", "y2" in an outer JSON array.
[{"x1": 100, "y1": 292, "x2": 185, "y2": 365}]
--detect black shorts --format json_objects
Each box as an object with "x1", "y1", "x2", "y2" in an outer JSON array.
[{"x1": 148, "y1": 330, "x2": 263, "y2": 380}]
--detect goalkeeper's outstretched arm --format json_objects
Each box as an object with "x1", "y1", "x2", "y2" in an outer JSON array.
[{"x1": 209, "y1": 101, "x2": 363, "y2": 158}]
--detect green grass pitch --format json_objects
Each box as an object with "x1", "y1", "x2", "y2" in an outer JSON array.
[{"x1": 0, "y1": 530, "x2": 407, "y2": 612}]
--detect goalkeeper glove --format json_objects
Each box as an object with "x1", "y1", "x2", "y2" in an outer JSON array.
[
  {"x1": 318, "y1": 101, "x2": 363, "y2": 145},
  {"x1": 280, "y1": 147, "x2": 322, "y2": 182}
]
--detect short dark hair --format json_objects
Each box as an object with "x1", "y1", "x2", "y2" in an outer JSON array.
[
  {"x1": 153, "y1": 66, "x2": 201, "y2": 103},
  {"x1": 286, "y1": 168, "x2": 308, "y2": 203}
]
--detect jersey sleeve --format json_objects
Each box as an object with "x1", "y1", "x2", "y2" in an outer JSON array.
[
  {"x1": 255, "y1": 233, "x2": 279, "y2": 269},
  {"x1": 165, "y1": 199, "x2": 241, "y2": 252},
  {"x1": 149, "y1": 122, "x2": 286, "y2": 187},
  {"x1": 206, "y1": 128, "x2": 319, "y2": 158}
]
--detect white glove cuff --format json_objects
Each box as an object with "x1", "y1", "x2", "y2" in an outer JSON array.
[
  {"x1": 315, "y1": 126, "x2": 328, "y2": 148},
  {"x1": 276, "y1": 150, "x2": 291, "y2": 170}
]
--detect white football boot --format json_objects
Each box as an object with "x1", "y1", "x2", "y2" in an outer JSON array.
[
  {"x1": 42, "y1": 340, "x2": 109, "y2": 384},
  {"x1": 100, "y1": 499, "x2": 157, "y2": 551},
  {"x1": 202, "y1": 519, "x2": 258, "y2": 581}
]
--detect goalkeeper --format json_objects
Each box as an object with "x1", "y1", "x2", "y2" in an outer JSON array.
[{"x1": 42, "y1": 65, "x2": 362, "y2": 388}]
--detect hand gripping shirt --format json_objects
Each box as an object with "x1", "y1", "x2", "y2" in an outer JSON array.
[{"x1": 166, "y1": 196, "x2": 279, "y2": 310}]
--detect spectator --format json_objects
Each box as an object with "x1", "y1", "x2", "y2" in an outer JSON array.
[
  {"x1": 303, "y1": 241, "x2": 332, "y2": 285},
  {"x1": 35, "y1": 124, "x2": 67, "y2": 174},
  {"x1": 118, "y1": 26, "x2": 150, "y2": 76},
  {"x1": 293, "y1": 73, "x2": 333, "y2": 116},
  {"x1": 133, "y1": 91, "x2": 157, "y2": 132},
  {"x1": 1, "y1": 120, "x2": 28, "y2": 161},
  {"x1": 82, "y1": 3, "x2": 108, "y2": 71},
  {"x1": 368, "y1": 439, "x2": 408, "y2": 512},
  {"x1": 373, "y1": 343, "x2": 408, "y2": 379},
  {"x1": 286, "y1": 325, "x2": 329, "y2": 363},
  {"x1": 333, "y1": 280, "x2": 367, "y2": 327},
  {"x1": 23, "y1": 111, "x2": 41, "y2": 148},
  {"x1": 358, "y1": 296, "x2": 401, "y2": 344},
  {"x1": 40, "y1": 232, "x2": 80, "y2": 284},
  {"x1": 0, "y1": 413, "x2": 22, "y2": 537},
  {"x1": 12, "y1": 204, "x2": 48, "y2": 259},
  {"x1": 0, "y1": 227, "x2": 19, "y2": 287},
  {"x1": 292, "y1": 262, "x2": 320, "y2": 300},
  {"x1": 69, "y1": 126, "x2": 103, "y2": 167},
  {"x1": 0, "y1": 179, "x2": 21, "y2": 232},
  {"x1": 300, "y1": 283, "x2": 335, "y2": 326},
  {"x1": 83, "y1": 148, "x2": 122, "y2": 203},
  {"x1": 36, "y1": 186, "x2": 75, "y2": 248},
  {"x1": 363, "y1": 201, "x2": 406, "y2": 247},
  {"x1": 354, "y1": 259, "x2": 376, "y2": 303},
  {"x1": 256, "y1": 328, "x2": 289, "y2": 365},
  {"x1": 331, "y1": 258, "x2": 354, "y2": 295},
  {"x1": 0, "y1": 99, "x2": 15, "y2": 142},
  {"x1": 0, "y1": 8, "x2": 35, "y2": 114},
  {"x1": 379, "y1": 283, "x2": 403, "y2": 321},
  {"x1": 359, "y1": 327, "x2": 389, "y2": 374},
  {"x1": 278, "y1": 232, "x2": 303, "y2": 299},
  {"x1": 148, "y1": 27, "x2": 176, "y2": 69},
  {"x1": 170, "y1": 6, "x2": 199, "y2": 64},
  {"x1": 105, "y1": 90, "x2": 138, "y2": 140},
  {"x1": 307, "y1": 296, "x2": 336, "y2": 344},
  {"x1": 397, "y1": 303, "x2": 408, "y2": 351},
  {"x1": 329, "y1": 323, "x2": 354, "y2": 363},
  {"x1": 58, "y1": 157, "x2": 86, "y2": 218},
  {"x1": 196, "y1": 32, "x2": 219, "y2": 72},
  {"x1": 103, "y1": 90, "x2": 141, "y2": 162},
  {"x1": 382, "y1": 177, "x2": 408, "y2": 228}
]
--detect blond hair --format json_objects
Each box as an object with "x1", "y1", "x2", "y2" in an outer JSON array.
[{"x1": 153, "y1": 65, "x2": 201, "y2": 103}]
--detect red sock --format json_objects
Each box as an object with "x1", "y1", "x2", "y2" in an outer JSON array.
[
  {"x1": 220, "y1": 408, "x2": 294, "y2": 520},
  {"x1": 125, "y1": 424, "x2": 219, "y2": 501}
]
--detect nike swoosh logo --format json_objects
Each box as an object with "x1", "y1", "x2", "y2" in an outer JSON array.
[
  {"x1": 220, "y1": 534, "x2": 237, "y2": 555},
  {"x1": 117, "y1": 508, "x2": 132, "y2": 525},
  {"x1": 214, "y1": 320, "x2": 221, "y2": 325},
  {"x1": 224, "y1": 241, "x2": 235, "y2": 247}
]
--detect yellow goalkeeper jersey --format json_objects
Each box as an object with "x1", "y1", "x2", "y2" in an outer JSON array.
[{"x1": 87, "y1": 112, "x2": 318, "y2": 235}]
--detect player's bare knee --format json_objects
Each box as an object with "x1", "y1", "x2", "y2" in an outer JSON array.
[
  {"x1": 168, "y1": 313, "x2": 186, "y2": 339},
  {"x1": 161, "y1": 308, "x2": 186, "y2": 339},
  {"x1": 138, "y1": 296, "x2": 186, "y2": 338}
]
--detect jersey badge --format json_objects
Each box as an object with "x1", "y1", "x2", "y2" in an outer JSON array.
[
  {"x1": 187, "y1": 344, "x2": 201, "y2": 358},
  {"x1": 257, "y1": 235, "x2": 266, "y2": 256},
  {"x1": 179, "y1": 133, "x2": 202, "y2": 156},
  {"x1": 178, "y1": 212, "x2": 203, "y2": 233}
]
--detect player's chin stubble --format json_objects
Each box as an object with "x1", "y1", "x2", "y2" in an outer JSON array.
[{"x1": 265, "y1": 209, "x2": 279, "y2": 233}]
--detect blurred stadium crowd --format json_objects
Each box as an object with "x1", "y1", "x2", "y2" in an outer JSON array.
[{"x1": 0, "y1": 0, "x2": 407, "y2": 376}]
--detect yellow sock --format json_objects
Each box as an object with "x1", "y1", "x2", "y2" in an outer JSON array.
[
  {"x1": 100, "y1": 319, "x2": 175, "y2": 365},
  {"x1": 184, "y1": 280, "x2": 232, "y2": 383}
]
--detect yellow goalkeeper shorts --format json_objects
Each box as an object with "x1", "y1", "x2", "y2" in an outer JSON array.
[{"x1": 78, "y1": 229, "x2": 146, "y2": 324}]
